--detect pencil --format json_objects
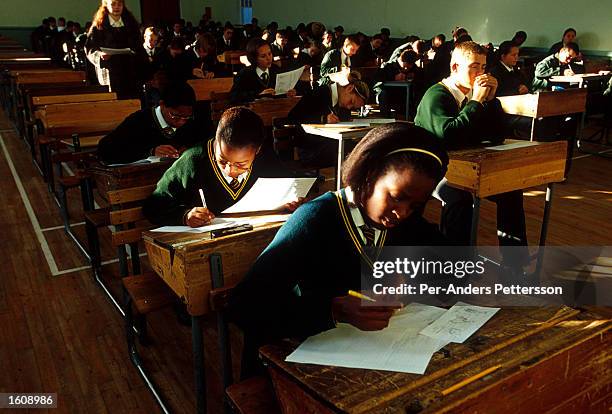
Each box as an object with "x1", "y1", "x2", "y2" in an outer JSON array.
[
  {"x1": 198, "y1": 188, "x2": 207, "y2": 209},
  {"x1": 441, "y1": 364, "x2": 502, "y2": 396},
  {"x1": 348, "y1": 290, "x2": 377, "y2": 302}
]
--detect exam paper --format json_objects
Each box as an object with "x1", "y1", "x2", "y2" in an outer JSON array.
[
  {"x1": 222, "y1": 177, "x2": 316, "y2": 214},
  {"x1": 104, "y1": 156, "x2": 162, "y2": 167},
  {"x1": 485, "y1": 141, "x2": 538, "y2": 151},
  {"x1": 100, "y1": 47, "x2": 134, "y2": 55},
  {"x1": 275, "y1": 66, "x2": 305, "y2": 94},
  {"x1": 150, "y1": 214, "x2": 290, "y2": 233},
  {"x1": 285, "y1": 303, "x2": 448, "y2": 374},
  {"x1": 419, "y1": 302, "x2": 499, "y2": 343}
]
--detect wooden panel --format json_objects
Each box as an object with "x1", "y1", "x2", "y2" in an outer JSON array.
[
  {"x1": 111, "y1": 227, "x2": 152, "y2": 247},
  {"x1": 15, "y1": 70, "x2": 86, "y2": 85},
  {"x1": 188, "y1": 78, "x2": 233, "y2": 101},
  {"x1": 59, "y1": 135, "x2": 104, "y2": 149},
  {"x1": 107, "y1": 184, "x2": 156, "y2": 205},
  {"x1": 249, "y1": 97, "x2": 301, "y2": 127},
  {"x1": 446, "y1": 140, "x2": 567, "y2": 198},
  {"x1": 498, "y1": 89, "x2": 587, "y2": 118},
  {"x1": 33, "y1": 92, "x2": 117, "y2": 106},
  {"x1": 109, "y1": 207, "x2": 145, "y2": 226},
  {"x1": 41, "y1": 99, "x2": 140, "y2": 130}
]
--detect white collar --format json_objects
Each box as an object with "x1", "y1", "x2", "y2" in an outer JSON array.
[
  {"x1": 220, "y1": 168, "x2": 248, "y2": 184},
  {"x1": 109, "y1": 15, "x2": 124, "y2": 28},
  {"x1": 330, "y1": 83, "x2": 339, "y2": 107},
  {"x1": 193, "y1": 47, "x2": 201, "y2": 58},
  {"x1": 154, "y1": 106, "x2": 175, "y2": 132},
  {"x1": 345, "y1": 187, "x2": 381, "y2": 244},
  {"x1": 501, "y1": 61, "x2": 514, "y2": 72},
  {"x1": 255, "y1": 66, "x2": 269, "y2": 77},
  {"x1": 341, "y1": 49, "x2": 350, "y2": 66},
  {"x1": 441, "y1": 77, "x2": 472, "y2": 107}
]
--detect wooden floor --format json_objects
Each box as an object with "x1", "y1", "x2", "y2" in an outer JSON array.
[{"x1": 0, "y1": 106, "x2": 610, "y2": 414}]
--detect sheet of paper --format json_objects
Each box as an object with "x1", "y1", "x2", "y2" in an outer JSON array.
[
  {"x1": 275, "y1": 66, "x2": 305, "y2": 94},
  {"x1": 356, "y1": 118, "x2": 396, "y2": 124},
  {"x1": 105, "y1": 156, "x2": 162, "y2": 167},
  {"x1": 222, "y1": 177, "x2": 316, "y2": 214},
  {"x1": 485, "y1": 141, "x2": 538, "y2": 151},
  {"x1": 100, "y1": 47, "x2": 134, "y2": 55},
  {"x1": 419, "y1": 302, "x2": 499, "y2": 343},
  {"x1": 150, "y1": 218, "x2": 242, "y2": 233},
  {"x1": 285, "y1": 303, "x2": 448, "y2": 374}
]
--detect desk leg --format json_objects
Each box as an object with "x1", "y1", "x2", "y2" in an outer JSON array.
[
  {"x1": 470, "y1": 196, "x2": 480, "y2": 246},
  {"x1": 535, "y1": 184, "x2": 554, "y2": 277},
  {"x1": 192, "y1": 315, "x2": 207, "y2": 414},
  {"x1": 336, "y1": 139, "x2": 344, "y2": 191},
  {"x1": 405, "y1": 83, "x2": 411, "y2": 120}
]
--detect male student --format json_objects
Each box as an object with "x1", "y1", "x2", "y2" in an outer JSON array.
[
  {"x1": 532, "y1": 42, "x2": 583, "y2": 92},
  {"x1": 217, "y1": 24, "x2": 237, "y2": 53},
  {"x1": 318, "y1": 35, "x2": 360, "y2": 86},
  {"x1": 97, "y1": 82, "x2": 206, "y2": 164},
  {"x1": 271, "y1": 30, "x2": 292, "y2": 59},
  {"x1": 143, "y1": 107, "x2": 300, "y2": 226},
  {"x1": 415, "y1": 41, "x2": 529, "y2": 269}
]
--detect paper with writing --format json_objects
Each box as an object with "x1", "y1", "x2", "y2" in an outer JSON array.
[
  {"x1": 419, "y1": 302, "x2": 499, "y2": 343},
  {"x1": 275, "y1": 66, "x2": 305, "y2": 94}
]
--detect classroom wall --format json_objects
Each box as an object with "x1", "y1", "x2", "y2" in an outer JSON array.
[
  {"x1": 251, "y1": 0, "x2": 612, "y2": 53},
  {"x1": 180, "y1": 0, "x2": 241, "y2": 26}
]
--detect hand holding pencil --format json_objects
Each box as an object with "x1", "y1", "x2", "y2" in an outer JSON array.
[{"x1": 184, "y1": 188, "x2": 215, "y2": 227}]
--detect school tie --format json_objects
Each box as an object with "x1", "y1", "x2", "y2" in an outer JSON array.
[
  {"x1": 360, "y1": 224, "x2": 376, "y2": 247},
  {"x1": 161, "y1": 126, "x2": 174, "y2": 138},
  {"x1": 229, "y1": 178, "x2": 241, "y2": 191},
  {"x1": 260, "y1": 72, "x2": 269, "y2": 85}
]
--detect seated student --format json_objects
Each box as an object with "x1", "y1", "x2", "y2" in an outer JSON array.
[
  {"x1": 154, "y1": 36, "x2": 192, "y2": 82},
  {"x1": 143, "y1": 26, "x2": 161, "y2": 63},
  {"x1": 185, "y1": 32, "x2": 230, "y2": 79},
  {"x1": 227, "y1": 122, "x2": 449, "y2": 377},
  {"x1": 143, "y1": 107, "x2": 300, "y2": 226},
  {"x1": 428, "y1": 27, "x2": 468, "y2": 85},
  {"x1": 415, "y1": 41, "x2": 529, "y2": 268},
  {"x1": 548, "y1": 28, "x2": 577, "y2": 55},
  {"x1": 318, "y1": 34, "x2": 360, "y2": 86},
  {"x1": 354, "y1": 34, "x2": 384, "y2": 66},
  {"x1": 98, "y1": 82, "x2": 204, "y2": 164},
  {"x1": 230, "y1": 38, "x2": 297, "y2": 104},
  {"x1": 216, "y1": 24, "x2": 237, "y2": 53},
  {"x1": 511, "y1": 30, "x2": 527, "y2": 47},
  {"x1": 287, "y1": 72, "x2": 370, "y2": 167},
  {"x1": 321, "y1": 30, "x2": 335, "y2": 54},
  {"x1": 490, "y1": 40, "x2": 530, "y2": 96},
  {"x1": 532, "y1": 42, "x2": 583, "y2": 92},
  {"x1": 270, "y1": 29, "x2": 292, "y2": 59},
  {"x1": 373, "y1": 49, "x2": 425, "y2": 117}
]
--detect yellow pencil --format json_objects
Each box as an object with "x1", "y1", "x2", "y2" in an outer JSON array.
[
  {"x1": 348, "y1": 290, "x2": 377, "y2": 302},
  {"x1": 441, "y1": 364, "x2": 502, "y2": 396}
]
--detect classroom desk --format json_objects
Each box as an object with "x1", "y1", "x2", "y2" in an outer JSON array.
[
  {"x1": 261, "y1": 306, "x2": 611, "y2": 414},
  {"x1": 381, "y1": 79, "x2": 413, "y2": 120},
  {"x1": 188, "y1": 77, "x2": 234, "y2": 101},
  {"x1": 497, "y1": 89, "x2": 587, "y2": 140},
  {"x1": 143, "y1": 219, "x2": 286, "y2": 413}
]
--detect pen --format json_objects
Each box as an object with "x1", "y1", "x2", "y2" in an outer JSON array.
[
  {"x1": 348, "y1": 290, "x2": 377, "y2": 302},
  {"x1": 328, "y1": 105, "x2": 337, "y2": 117},
  {"x1": 198, "y1": 188, "x2": 207, "y2": 209},
  {"x1": 441, "y1": 364, "x2": 502, "y2": 396}
]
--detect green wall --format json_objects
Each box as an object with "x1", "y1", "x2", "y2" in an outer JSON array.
[
  {"x1": 251, "y1": 0, "x2": 612, "y2": 52},
  {"x1": 180, "y1": 0, "x2": 240, "y2": 26}
]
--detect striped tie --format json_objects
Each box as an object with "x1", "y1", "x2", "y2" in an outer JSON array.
[
  {"x1": 360, "y1": 224, "x2": 375, "y2": 246},
  {"x1": 229, "y1": 178, "x2": 241, "y2": 191}
]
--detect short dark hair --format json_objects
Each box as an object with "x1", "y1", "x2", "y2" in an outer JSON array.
[
  {"x1": 160, "y1": 82, "x2": 196, "y2": 108},
  {"x1": 435, "y1": 34, "x2": 446, "y2": 43},
  {"x1": 342, "y1": 123, "x2": 448, "y2": 205},
  {"x1": 344, "y1": 34, "x2": 360, "y2": 46},
  {"x1": 498, "y1": 40, "x2": 517, "y2": 57},
  {"x1": 563, "y1": 28, "x2": 576, "y2": 37},
  {"x1": 216, "y1": 107, "x2": 265, "y2": 149},
  {"x1": 380, "y1": 28, "x2": 391, "y2": 36},
  {"x1": 246, "y1": 38, "x2": 270, "y2": 65},
  {"x1": 399, "y1": 49, "x2": 418, "y2": 64},
  {"x1": 563, "y1": 42, "x2": 580, "y2": 54}
]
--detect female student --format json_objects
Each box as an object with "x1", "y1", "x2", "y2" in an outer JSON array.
[
  {"x1": 489, "y1": 41, "x2": 530, "y2": 96},
  {"x1": 227, "y1": 122, "x2": 449, "y2": 376},
  {"x1": 230, "y1": 38, "x2": 296, "y2": 104},
  {"x1": 548, "y1": 28, "x2": 578, "y2": 55},
  {"x1": 143, "y1": 107, "x2": 299, "y2": 226},
  {"x1": 85, "y1": 0, "x2": 145, "y2": 98}
]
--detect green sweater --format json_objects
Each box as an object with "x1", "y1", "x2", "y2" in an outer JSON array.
[
  {"x1": 414, "y1": 83, "x2": 505, "y2": 149},
  {"x1": 142, "y1": 139, "x2": 289, "y2": 225}
]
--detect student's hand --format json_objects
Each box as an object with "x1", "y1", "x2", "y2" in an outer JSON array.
[
  {"x1": 475, "y1": 74, "x2": 498, "y2": 101},
  {"x1": 204, "y1": 71, "x2": 215, "y2": 79},
  {"x1": 326, "y1": 112, "x2": 340, "y2": 123},
  {"x1": 185, "y1": 207, "x2": 215, "y2": 227},
  {"x1": 282, "y1": 197, "x2": 305, "y2": 212},
  {"x1": 394, "y1": 72, "x2": 407, "y2": 81},
  {"x1": 100, "y1": 52, "x2": 111, "y2": 61},
  {"x1": 154, "y1": 145, "x2": 180, "y2": 158},
  {"x1": 260, "y1": 88, "x2": 276, "y2": 95},
  {"x1": 192, "y1": 68, "x2": 205, "y2": 78},
  {"x1": 563, "y1": 68, "x2": 575, "y2": 76},
  {"x1": 518, "y1": 84, "x2": 529, "y2": 94},
  {"x1": 286, "y1": 88, "x2": 296, "y2": 97},
  {"x1": 331, "y1": 295, "x2": 402, "y2": 331}
]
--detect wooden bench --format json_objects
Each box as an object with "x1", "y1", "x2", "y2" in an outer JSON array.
[
  {"x1": 226, "y1": 376, "x2": 281, "y2": 414},
  {"x1": 188, "y1": 77, "x2": 234, "y2": 101}
]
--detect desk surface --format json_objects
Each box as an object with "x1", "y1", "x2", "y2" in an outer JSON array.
[
  {"x1": 261, "y1": 306, "x2": 611, "y2": 414},
  {"x1": 143, "y1": 218, "x2": 283, "y2": 316}
]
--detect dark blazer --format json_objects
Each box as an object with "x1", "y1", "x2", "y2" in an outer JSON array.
[
  {"x1": 230, "y1": 65, "x2": 279, "y2": 104},
  {"x1": 216, "y1": 36, "x2": 238, "y2": 53},
  {"x1": 490, "y1": 63, "x2": 529, "y2": 96},
  {"x1": 271, "y1": 42, "x2": 292, "y2": 59},
  {"x1": 318, "y1": 49, "x2": 345, "y2": 86},
  {"x1": 97, "y1": 108, "x2": 208, "y2": 164}
]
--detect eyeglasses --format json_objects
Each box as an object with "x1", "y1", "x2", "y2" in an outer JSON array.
[
  {"x1": 216, "y1": 158, "x2": 251, "y2": 172},
  {"x1": 167, "y1": 111, "x2": 193, "y2": 121}
]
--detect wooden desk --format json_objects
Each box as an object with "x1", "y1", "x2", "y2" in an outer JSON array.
[
  {"x1": 498, "y1": 89, "x2": 587, "y2": 140},
  {"x1": 261, "y1": 306, "x2": 611, "y2": 414},
  {"x1": 143, "y1": 219, "x2": 285, "y2": 413},
  {"x1": 446, "y1": 140, "x2": 566, "y2": 255},
  {"x1": 188, "y1": 77, "x2": 234, "y2": 101},
  {"x1": 248, "y1": 96, "x2": 300, "y2": 127}
]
